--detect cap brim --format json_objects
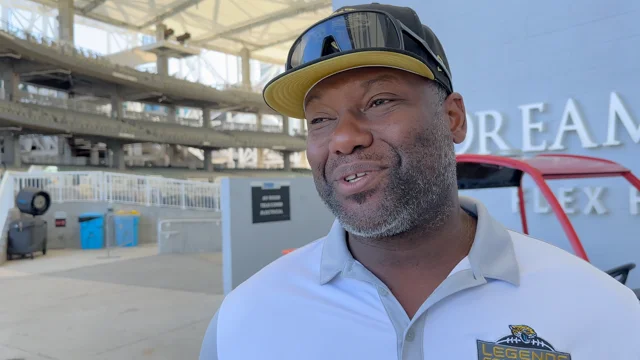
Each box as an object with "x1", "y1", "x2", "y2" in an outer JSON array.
[{"x1": 263, "y1": 51, "x2": 435, "y2": 119}]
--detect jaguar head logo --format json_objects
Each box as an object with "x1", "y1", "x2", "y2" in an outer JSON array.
[{"x1": 509, "y1": 325, "x2": 537, "y2": 344}]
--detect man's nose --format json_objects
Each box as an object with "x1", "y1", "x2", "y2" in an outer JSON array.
[{"x1": 328, "y1": 111, "x2": 373, "y2": 155}]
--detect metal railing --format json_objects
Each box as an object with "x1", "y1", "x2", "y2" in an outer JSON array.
[
  {"x1": 213, "y1": 122, "x2": 283, "y2": 133},
  {"x1": 7, "y1": 92, "x2": 291, "y2": 134},
  {"x1": 13, "y1": 92, "x2": 203, "y2": 127},
  {"x1": 0, "y1": 21, "x2": 306, "y2": 138},
  {"x1": 23, "y1": 155, "x2": 89, "y2": 166},
  {"x1": 123, "y1": 110, "x2": 203, "y2": 128},
  {"x1": 17, "y1": 92, "x2": 112, "y2": 117},
  {"x1": 10, "y1": 171, "x2": 220, "y2": 211},
  {"x1": 0, "y1": 19, "x2": 261, "y2": 94},
  {"x1": 122, "y1": 110, "x2": 169, "y2": 123}
]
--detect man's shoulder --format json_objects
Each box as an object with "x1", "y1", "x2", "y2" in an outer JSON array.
[
  {"x1": 220, "y1": 236, "x2": 326, "y2": 309},
  {"x1": 508, "y1": 229, "x2": 618, "y2": 284},
  {"x1": 200, "y1": 237, "x2": 328, "y2": 359},
  {"x1": 507, "y1": 230, "x2": 639, "y2": 308}
]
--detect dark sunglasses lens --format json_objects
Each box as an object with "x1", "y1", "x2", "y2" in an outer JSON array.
[{"x1": 289, "y1": 12, "x2": 401, "y2": 69}]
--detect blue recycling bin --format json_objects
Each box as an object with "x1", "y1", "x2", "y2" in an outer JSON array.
[
  {"x1": 79, "y1": 212, "x2": 104, "y2": 249},
  {"x1": 113, "y1": 215, "x2": 139, "y2": 247}
]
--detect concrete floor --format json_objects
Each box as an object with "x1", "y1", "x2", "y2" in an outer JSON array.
[{"x1": 0, "y1": 245, "x2": 224, "y2": 360}]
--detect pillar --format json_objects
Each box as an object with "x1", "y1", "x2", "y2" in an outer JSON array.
[
  {"x1": 90, "y1": 146, "x2": 100, "y2": 166},
  {"x1": 13, "y1": 134, "x2": 21, "y2": 167},
  {"x1": 156, "y1": 55, "x2": 169, "y2": 77},
  {"x1": 282, "y1": 116, "x2": 289, "y2": 135},
  {"x1": 57, "y1": 0, "x2": 74, "y2": 44},
  {"x1": 2, "y1": 71, "x2": 21, "y2": 102},
  {"x1": 300, "y1": 118, "x2": 306, "y2": 136},
  {"x1": 256, "y1": 114, "x2": 263, "y2": 131},
  {"x1": 203, "y1": 149, "x2": 213, "y2": 172},
  {"x1": 257, "y1": 148, "x2": 264, "y2": 168},
  {"x1": 167, "y1": 105, "x2": 176, "y2": 123},
  {"x1": 110, "y1": 95, "x2": 123, "y2": 119},
  {"x1": 203, "y1": 108, "x2": 211, "y2": 128},
  {"x1": 299, "y1": 150, "x2": 309, "y2": 168},
  {"x1": 108, "y1": 140, "x2": 125, "y2": 170},
  {"x1": 155, "y1": 24, "x2": 169, "y2": 76},
  {"x1": 256, "y1": 114, "x2": 264, "y2": 168},
  {"x1": 58, "y1": 136, "x2": 66, "y2": 157},
  {"x1": 282, "y1": 151, "x2": 291, "y2": 172},
  {"x1": 240, "y1": 47, "x2": 251, "y2": 90},
  {"x1": 1, "y1": 134, "x2": 21, "y2": 167}
]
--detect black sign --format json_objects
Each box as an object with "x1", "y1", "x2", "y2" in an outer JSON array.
[
  {"x1": 251, "y1": 182, "x2": 291, "y2": 224},
  {"x1": 55, "y1": 219, "x2": 66, "y2": 227}
]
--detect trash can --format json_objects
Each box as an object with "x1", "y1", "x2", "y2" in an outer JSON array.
[
  {"x1": 79, "y1": 212, "x2": 104, "y2": 249},
  {"x1": 7, "y1": 218, "x2": 48, "y2": 259},
  {"x1": 113, "y1": 214, "x2": 139, "y2": 247}
]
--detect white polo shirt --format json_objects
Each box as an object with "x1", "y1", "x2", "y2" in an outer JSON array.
[{"x1": 200, "y1": 196, "x2": 640, "y2": 360}]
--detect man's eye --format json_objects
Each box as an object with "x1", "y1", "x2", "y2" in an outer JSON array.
[
  {"x1": 310, "y1": 117, "x2": 328, "y2": 124},
  {"x1": 371, "y1": 99, "x2": 391, "y2": 107}
]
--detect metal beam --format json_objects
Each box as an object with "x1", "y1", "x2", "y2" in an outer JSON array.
[
  {"x1": 72, "y1": 83, "x2": 118, "y2": 97},
  {"x1": 119, "y1": 90, "x2": 164, "y2": 102},
  {"x1": 15, "y1": 0, "x2": 289, "y2": 65},
  {"x1": 0, "y1": 53, "x2": 22, "y2": 60},
  {"x1": 137, "y1": 0, "x2": 207, "y2": 30},
  {"x1": 13, "y1": 62, "x2": 68, "y2": 74},
  {"x1": 247, "y1": 33, "x2": 299, "y2": 51},
  {"x1": 79, "y1": 0, "x2": 107, "y2": 15},
  {"x1": 26, "y1": 0, "x2": 154, "y2": 35},
  {"x1": 84, "y1": 13, "x2": 148, "y2": 33},
  {"x1": 20, "y1": 69, "x2": 71, "y2": 77},
  {"x1": 191, "y1": 0, "x2": 330, "y2": 45},
  {"x1": 222, "y1": 33, "x2": 295, "y2": 52}
]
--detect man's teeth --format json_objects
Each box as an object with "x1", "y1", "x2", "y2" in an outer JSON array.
[{"x1": 345, "y1": 172, "x2": 368, "y2": 182}]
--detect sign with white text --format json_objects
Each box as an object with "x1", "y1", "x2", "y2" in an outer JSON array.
[
  {"x1": 251, "y1": 181, "x2": 291, "y2": 224},
  {"x1": 455, "y1": 92, "x2": 639, "y2": 155}
]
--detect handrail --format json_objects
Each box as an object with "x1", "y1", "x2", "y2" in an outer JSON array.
[{"x1": 10, "y1": 170, "x2": 220, "y2": 211}]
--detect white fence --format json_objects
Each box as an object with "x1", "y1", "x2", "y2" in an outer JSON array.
[{"x1": 10, "y1": 171, "x2": 220, "y2": 211}]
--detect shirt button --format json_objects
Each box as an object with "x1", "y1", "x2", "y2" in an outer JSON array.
[
  {"x1": 406, "y1": 330, "x2": 415, "y2": 342},
  {"x1": 377, "y1": 286, "x2": 388, "y2": 296}
]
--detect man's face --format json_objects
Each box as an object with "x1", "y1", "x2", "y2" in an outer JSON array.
[{"x1": 304, "y1": 67, "x2": 465, "y2": 238}]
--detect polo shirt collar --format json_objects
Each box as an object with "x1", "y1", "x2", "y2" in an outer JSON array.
[
  {"x1": 319, "y1": 219, "x2": 352, "y2": 284},
  {"x1": 318, "y1": 196, "x2": 520, "y2": 286}
]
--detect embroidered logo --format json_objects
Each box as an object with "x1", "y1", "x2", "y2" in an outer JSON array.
[{"x1": 477, "y1": 325, "x2": 571, "y2": 359}]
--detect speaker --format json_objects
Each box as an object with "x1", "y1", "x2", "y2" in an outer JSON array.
[{"x1": 15, "y1": 187, "x2": 51, "y2": 216}]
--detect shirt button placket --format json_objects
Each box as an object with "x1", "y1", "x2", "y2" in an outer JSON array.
[
  {"x1": 401, "y1": 328, "x2": 420, "y2": 360},
  {"x1": 405, "y1": 329, "x2": 415, "y2": 342}
]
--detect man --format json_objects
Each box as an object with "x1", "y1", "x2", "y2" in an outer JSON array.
[{"x1": 201, "y1": 3, "x2": 639, "y2": 359}]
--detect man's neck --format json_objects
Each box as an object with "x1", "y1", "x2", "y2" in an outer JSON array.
[
  {"x1": 346, "y1": 202, "x2": 477, "y2": 317},
  {"x1": 347, "y1": 206, "x2": 476, "y2": 270}
]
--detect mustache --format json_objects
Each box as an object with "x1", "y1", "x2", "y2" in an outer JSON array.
[{"x1": 323, "y1": 152, "x2": 392, "y2": 182}]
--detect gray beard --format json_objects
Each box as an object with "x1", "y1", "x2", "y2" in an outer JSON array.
[{"x1": 314, "y1": 117, "x2": 458, "y2": 239}]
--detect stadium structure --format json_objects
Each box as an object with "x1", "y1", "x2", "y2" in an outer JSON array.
[{"x1": 0, "y1": 0, "x2": 333, "y2": 177}]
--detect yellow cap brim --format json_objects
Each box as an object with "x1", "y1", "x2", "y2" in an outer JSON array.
[{"x1": 263, "y1": 51, "x2": 435, "y2": 119}]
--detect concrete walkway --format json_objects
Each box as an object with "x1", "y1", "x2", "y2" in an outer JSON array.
[{"x1": 0, "y1": 245, "x2": 223, "y2": 360}]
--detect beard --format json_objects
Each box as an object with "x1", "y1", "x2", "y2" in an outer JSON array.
[{"x1": 313, "y1": 112, "x2": 457, "y2": 239}]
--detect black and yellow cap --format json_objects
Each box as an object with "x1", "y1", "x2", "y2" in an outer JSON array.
[{"x1": 262, "y1": 3, "x2": 453, "y2": 119}]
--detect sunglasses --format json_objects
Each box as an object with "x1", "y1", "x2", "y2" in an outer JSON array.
[{"x1": 286, "y1": 9, "x2": 452, "y2": 92}]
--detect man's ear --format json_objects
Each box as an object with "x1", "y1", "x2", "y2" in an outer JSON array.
[{"x1": 444, "y1": 92, "x2": 467, "y2": 144}]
